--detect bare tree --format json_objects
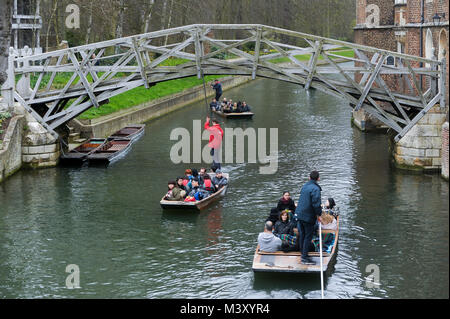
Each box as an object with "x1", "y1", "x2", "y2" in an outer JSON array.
[{"x1": 0, "y1": 0, "x2": 12, "y2": 88}]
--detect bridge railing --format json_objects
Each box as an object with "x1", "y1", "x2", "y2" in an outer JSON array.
[{"x1": 3, "y1": 24, "x2": 446, "y2": 141}]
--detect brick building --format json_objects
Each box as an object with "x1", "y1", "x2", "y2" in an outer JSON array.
[
  {"x1": 354, "y1": 0, "x2": 449, "y2": 177},
  {"x1": 354, "y1": 0, "x2": 448, "y2": 106}
]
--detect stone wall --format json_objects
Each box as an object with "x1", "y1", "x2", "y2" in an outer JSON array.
[
  {"x1": 15, "y1": 103, "x2": 60, "y2": 169},
  {"x1": 442, "y1": 121, "x2": 449, "y2": 180},
  {"x1": 0, "y1": 115, "x2": 24, "y2": 183},
  {"x1": 391, "y1": 105, "x2": 447, "y2": 171}
]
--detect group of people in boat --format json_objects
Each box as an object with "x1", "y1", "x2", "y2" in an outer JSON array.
[
  {"x1": 210, "y1": 98, "x2": 252, "y2": 114},
  {"x1": 164, "y1": 168, "x2": 228, "y2": 202},
  {"x1": 257, "y1": 171, "x2": 339, "y2": 265}
]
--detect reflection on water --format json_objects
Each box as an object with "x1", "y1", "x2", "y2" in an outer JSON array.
[{"x1": 0, "y1": 79, "x2": 448, "y2": 299}]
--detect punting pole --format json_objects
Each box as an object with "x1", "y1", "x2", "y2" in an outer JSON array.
[
  {"x1": 200, "y1": 69, "x2": 212, "y2": 124},
  {"x1": 319, "y1": 222, "x2": 324, "y2": 299}
]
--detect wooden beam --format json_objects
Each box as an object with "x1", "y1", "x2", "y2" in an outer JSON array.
[
  {"x1": 305, "y1": 40, "x2": 323, "y2": 90},
  {"x1": 131, "y1": 37, "x2": 149, "y2": 89},
  {"x1": 252, "y1": 27, "x2": 262, "y2": 80},
  {"x1": 68, "y1": 50, "x2": 100, "y2": 108}
]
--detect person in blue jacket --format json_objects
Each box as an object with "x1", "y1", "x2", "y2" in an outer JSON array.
[
  {"x1": 211, "y1": 79, "x2": 223, "y2": 101},
  {"x1": 294, "y1": 170, "x2": 322, "y2": 265}
]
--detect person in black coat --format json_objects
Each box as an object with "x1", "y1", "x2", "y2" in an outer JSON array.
[
  {"x1": 277, "y1": 191, "x2": 296, "y2": 213},
  {"x1": 274, "y1": 210, "x2": 295, "y2": 236}
]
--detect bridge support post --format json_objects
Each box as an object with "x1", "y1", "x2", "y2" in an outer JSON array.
[
  {"x1": 390, "y1": 105, "x2": 447, "y2": 173},
  {"x1": 351, "y1": 108, "x2": 388, "y2": 132},
  {"x1": 0, "y1": 48, "x2": 15, "y2": 112}
]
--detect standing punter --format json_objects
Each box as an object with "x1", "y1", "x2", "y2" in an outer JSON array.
[
  {"x1": 211, "y1": 79, "x2": 223, "y2": 101},
  {"x1": 294, "y1": 170, "x2": 322, "y2": 265},
  {"x1": 205, "y1": 116, "x2": 224, "y2": 171}
]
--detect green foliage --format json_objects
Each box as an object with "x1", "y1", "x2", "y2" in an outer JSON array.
[
  {"x1": 0, "y1": 112, "x2": 12, "y2": 120},
  {"x1": 65, "y1": 30, "x2": 85, "y2": 48}
]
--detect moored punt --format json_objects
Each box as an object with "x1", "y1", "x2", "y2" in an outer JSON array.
[
  {"x1": 252, "y1": 216, "x2": 339, "y2": 274},
  {"x1": 87, "y1": 138, "x2": 132, "y2": 164},
  {"x1": 212, "y1": 110, "x2": 254, "y2": 119},
  {"x1": 160, "y1": 173, "x2": 229, "y2": 211},
  {"x1": 109, "y1": 124, "x2": 145, "y2": 141},
  {"x1": 60, "y1": 138, "x2": 107, "y2": 164}
]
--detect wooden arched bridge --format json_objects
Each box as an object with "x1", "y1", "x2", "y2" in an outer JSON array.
[{"x1": 2, "y1": 24, "x2": 446, "y2": 142}]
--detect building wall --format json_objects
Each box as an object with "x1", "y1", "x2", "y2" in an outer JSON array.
[{"x1": 354, "y1": 0, "x2": 449, "y2": 104}]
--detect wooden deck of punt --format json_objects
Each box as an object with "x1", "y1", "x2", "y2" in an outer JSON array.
[
  {"x1": 87, "y1": 139, "x2": 132, "y2": 163},
  {"x1": 252, "y1": 216, "x2": 339, "y2": 274},
  {"x1": 60, "y1": 138, "x2": 107, "y2": 163},
  {"x1": 109, "y1": 124, "x2": 145, "y2": 141},
  {"x1": 160, "y1": 173, "x2": 229, "y2": 211},
  {"x1": 212, "y1": 110, "x2": 254, "y2": 119}
]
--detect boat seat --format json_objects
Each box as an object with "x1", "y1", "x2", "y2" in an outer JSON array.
[{"x1": 257, "y1": 250, "x2": 330, "y2": 257}]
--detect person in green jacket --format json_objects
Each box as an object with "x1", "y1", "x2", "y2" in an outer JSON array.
[{"x1": 164, "y1": 181, "x2": 185, "y2": 201}]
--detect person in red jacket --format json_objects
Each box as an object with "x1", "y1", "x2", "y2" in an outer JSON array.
[{"x1": 205, "y1": 116, "x2": 224, "y2": 170}]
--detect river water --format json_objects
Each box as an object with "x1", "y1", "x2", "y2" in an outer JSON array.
[{"x1": 0, "y1": 79, "x2": 448, "y2": 299}]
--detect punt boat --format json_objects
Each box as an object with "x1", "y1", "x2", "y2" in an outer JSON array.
[
  {"x1": 160, "y1": 173, "x2": 229, "y2": 210},
  {"x1": 87, "y1": 138, "x2": 133, "y2": 164},
  {"x1": 109, "y1": 124, "x2": 145, "y2": 141},
  {"x1": 212, "y1": 110, "x2": 254, "y2": 119},
  {"x1": 252, "y1": 216, "x2": 339, "y2": 274},
  {"x1": 60, "y1": 138, "x2": 106, "y2": 164}
]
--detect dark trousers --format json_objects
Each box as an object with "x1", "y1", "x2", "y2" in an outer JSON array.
[
  {"x1": 215, "y1": 91, "x2": 222, "y2": 101},
  {"x1": 298, "y1": 220, "x2": 315, "y2": 259}
]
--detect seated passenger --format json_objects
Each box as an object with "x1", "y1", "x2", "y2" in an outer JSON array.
[
  {"x1": 231, "y1": 102, "x2": 238, "y2": 113},
  {"x1": 258, "y1": 221, "x2": 282, "y2": 252},
  {"x1": 187, "y1": 178, "x2": 210, "y2": 201},
  {"x1": 221, "y1": 98, "x2": 228, "y2": 111},
  {"x1": 276, "y1": 191, "x2": 296, "y2": 214},
  {"x1": 223, "y1": 102, "x2": 232, "y2": 113},
  {"x1": 202, "y1": 174, "x2": 216, "y2": 193},
  {"x1": 212, "y1": 169, "x2": 228, "y2": 191},
  {"x1": 319, "y1": 213, "x2": 337, "y2": 231},
  {"x1": 198, "y1": 167, "x2": 207, "y2": 186},
  {"x1": 210, "y1": 99, "x2": 220, "y2": 111},
  {"x1": 164, "y1": 181, "x2": 185, "y2": 201},
  {"x1": 236, "y1": 101, "x2": 243, "y2": 113},
  {"x1": 274, "y1": 210, "x2": 295, "y2": 236},
  {"x1": 308, "y1": 214, "x2": 337, "y2": 253},
  {"x1": 182, "y1": 169, "x2": 194, "y2": 193},
  {"x1": 323, "y1": 197, "x2": 339, "y2": 217},
  {"x1": 274, "y1": 210, "x2": 299, "y2": 252},
  {"x1": 241, "y1": 101, "x2": 251, "y2": 112},
  {"x1": 176, "y1": 177, "x2": 187, "y2": 192}
]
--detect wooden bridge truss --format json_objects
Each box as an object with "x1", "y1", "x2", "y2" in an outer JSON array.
[{"x1": 2, "y1": 24, "x2": 446, "y2": 141}]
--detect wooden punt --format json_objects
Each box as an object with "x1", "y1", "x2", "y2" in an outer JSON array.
[
  {"x1": 60, "y1": 138, "x2": 107, "y2": 164},
  {"x1": 87, "y1": 138, "x2": 132, "y2": 164},
  {"x1": 160, "y1": 173, "x2": 229, "y2": 210},
  {"x1": 212, "y1": 110, "x2": 254, "y2": 119},
  {"x1": 109, "y1": 124, "x2": 145, "y2": 141},
  {"x1": 252, "y1": 216, "x2": 339, "y2": 274}
]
